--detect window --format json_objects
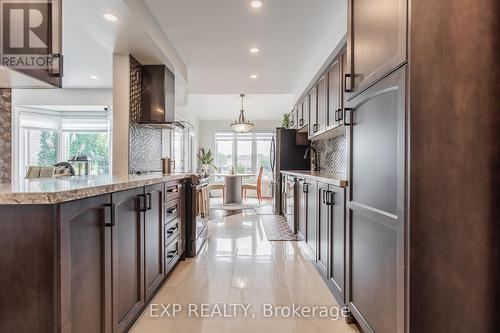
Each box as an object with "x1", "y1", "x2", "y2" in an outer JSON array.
[
  {"x1": 215, "y1": 132, "x2": 234, "y2": 174},
  {"x1": 16, "y1": 108, "x2": 112, "y2": 180},
  {"x1": 214, "y1": 131, "x2": 275, "y2": 176},
  {"x1": 21, "y1": 128, "x2": 58, "y2": 169}
]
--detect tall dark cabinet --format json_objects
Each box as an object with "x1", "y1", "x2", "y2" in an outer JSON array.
[{"x1": 345, "y1": 68, "x2": 406, "y2": 333}]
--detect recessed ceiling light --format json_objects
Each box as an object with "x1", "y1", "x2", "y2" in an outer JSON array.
[
  {"x1": 250, "y1": 0, "x2": 263, "y2": 9},
  {"x1": 90, "y1": 75, "x2": 99, "y2": 80},
  {"x1": 250, "y1": 74, "x2": 259, "y2": 79},
  {"x1": 249, "y1": 48, "x2": 260, "y2": 54},
  {"x1": 102, "y1": 12, "x2": 118, "y2": 22}
]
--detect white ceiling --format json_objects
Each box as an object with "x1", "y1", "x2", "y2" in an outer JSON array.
[
  {"x1": 61, "y1": 0, "x2": 184, "y2": 89},
  {"x1": 188, "y1": 94, "x2": 293, "y2": 121},
  {"x1": 144, "y1": 0, "x2": 346, "y2": 94}
]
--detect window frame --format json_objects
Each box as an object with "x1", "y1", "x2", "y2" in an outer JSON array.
[
  {"x1": 214, "y1": 130, "x2": 275, "y2": 175},
  {"x1": 14, "y1": 107, "x2": 112, "y2": 180}
]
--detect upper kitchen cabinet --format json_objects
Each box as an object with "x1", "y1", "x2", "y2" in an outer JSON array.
[
  {"x1": 301, "y1": 96, "x2": 309, "y2": 131},
  {"x1": 327, "y1": 56, "x2": 342, "y2": 129},
  {"x1": 308, "y1": 85, "x2": 318, "y2": 138},
  {"x1": 316, "y1": 74, "x2": 328, "y2": 134},
  {"x1": 290, "y1": 107, "x2": 298, "y2": 129},
  {"x1": 346, "y1": 0, "x2": 407, "y2": 96}
]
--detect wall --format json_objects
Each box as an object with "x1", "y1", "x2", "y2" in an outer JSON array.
[
  {"x1": 0, "y1": 89, "x2": 12, "y2": 182},
  {"x1": 11, "y1": 88, "x2": 112, "y2": 107}
]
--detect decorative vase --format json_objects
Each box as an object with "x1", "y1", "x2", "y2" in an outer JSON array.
[{"x1": 202, "y1": 164, "x2": 211, "y2": 175}]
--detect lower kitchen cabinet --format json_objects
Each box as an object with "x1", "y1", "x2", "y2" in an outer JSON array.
[
  {"x1": 328, "y1": 185, "x2": 346, "y2": 305},
  {"x1": 297, "y1": 179, "x2": 307, "y2": 240},
  {"x1": 317, "y1": 182, "x2": 329, "y2": 277},
  {"x1": 345, "y1": 67, "x2": 406, "y2": 333},
  {"x1": 305, "y1": 181, "x2": 318, "y2": 258},
  {"x1": 59, "y1": 194, "x2": 113, "y2": 333},
  {"x1": 112, "y1": 187, "x2": 146, "y2": 332},
  {"x1": 144, "y1": 183, "x2": 166, "y2": 302}
]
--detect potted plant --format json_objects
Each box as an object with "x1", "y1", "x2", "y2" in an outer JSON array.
[
  {"x1": 282, "y1": 113, "x2": 290, "y2": 128},
  {"x1": 197, "y1": 148, "x2": 217, "y2": 175}
]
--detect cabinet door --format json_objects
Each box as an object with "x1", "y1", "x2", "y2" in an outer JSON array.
[
  {"x1": 302, "y1": 96, "x2": 309, "y2": 129},
  {"x1": 297, "y1": 180, "x2": 307, "y2": 240},
  {"x1": 345, "y1": 67, "x2": 406, "y2": 333},
  {"x1": 346, "y1": 0, "x2": 407, "y2": 95},
  {"x1": 327, "y1": 58, "x2": 341, "y2": 129},
  {"x1": 112, "y1": 188, "x2": 145, "y2": 333},
  {"x1": 328, "y1": 186, "x2": 346, "y2": 305},
  {"x1": 317, "y1": 183, "x2": 329, "y2": 276},
  {"x1": 317, "y1": 74, "x2": 328, "y2": 133},
  {"x1": 290, "y1": 109, "x2": 296, "y2": 129},
  {"x1": 144, "y1": 183, "x2": 165, "y2": 301},
  {"x1": 305, "y1": 181, "x2": 317, "y2": 258},
  {"x1": 308, "y1": 86, "x2": 318, "y2": 137},
  {"x1": 59, "y1": 194, "x2": 112, "y2": 333}
]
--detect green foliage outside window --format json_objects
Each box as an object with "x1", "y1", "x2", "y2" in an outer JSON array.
[
  {"x1": 68, "y1": 133, "x2": 109, "y2": 175},
  {"x1": 37, "y1": 130, "x2": 57, "y2": 166}
]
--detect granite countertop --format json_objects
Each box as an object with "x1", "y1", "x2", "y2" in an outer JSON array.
[
  {"x1": 0, "y1": 173, "x2": 194, "y2": 205},
  {"x1": 281, "y1": 170, "x2": 348, "y2": 188}
]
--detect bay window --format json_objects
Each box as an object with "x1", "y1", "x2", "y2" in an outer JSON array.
[{"x1": 16, "y1": 108, "x2": 112, "y2": 180}]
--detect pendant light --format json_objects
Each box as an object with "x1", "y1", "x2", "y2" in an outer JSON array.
[{"x1": 231, "y1": 94, "x2": 255, "y2": 133}]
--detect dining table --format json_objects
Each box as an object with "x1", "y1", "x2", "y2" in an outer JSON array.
[{"x1": 213, "y1": 173, "x2": 255, "y2": 204}]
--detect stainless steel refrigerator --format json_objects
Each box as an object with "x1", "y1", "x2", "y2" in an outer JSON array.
[{"x1": 270, "y1": 128, "x2": 310, "y2": 214}]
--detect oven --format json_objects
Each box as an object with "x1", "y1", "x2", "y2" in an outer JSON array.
[{"x1": 185, "y1": 176, "x2": 209, "y2": 257}]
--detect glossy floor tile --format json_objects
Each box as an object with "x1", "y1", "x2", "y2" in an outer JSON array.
[{"x1": 131, "y1": 207, "x2": 359, "y2": 333}]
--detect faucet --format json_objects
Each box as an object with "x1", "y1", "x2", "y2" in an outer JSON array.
[{"x1": 304, "y1": 147, "x2": 319, "y2": 172}]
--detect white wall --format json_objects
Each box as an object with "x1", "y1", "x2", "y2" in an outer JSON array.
[{"x1": 12, "y1": 88, "x2": 112, "y2": 107}]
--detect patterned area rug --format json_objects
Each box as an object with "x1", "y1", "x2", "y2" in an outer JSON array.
[{"x1": 260, "y1": 215, "x2": 298, "y2": 241}]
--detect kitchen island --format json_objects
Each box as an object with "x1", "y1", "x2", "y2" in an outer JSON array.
[{"x1": 0, "y1": 173, "x2": 195, "y2": 333}]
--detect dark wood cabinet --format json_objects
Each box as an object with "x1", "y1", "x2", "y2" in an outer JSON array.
[
  {"x1": 328, "y1": 186, "x2": 346, "y2": 305},
  {"x1": 327, "y1": 57, "x2": 342, "y2": 129},
  {"x1": 297, "y1": 179, "x2": 307, "y2": 240},
  {"x1": 345, "y1": 67, "x2": 406, "y2": 333},
  {"x1": 290, "y1": 108, "x2": 297, "y2": 129},
  {"x1": 301, "y1": 96, "x2": 309, "y2": 129},
  {"x1": 346, "y1": 0, "x2": 407, "y2": 95},
  {"x1": 308, "y1": 85, "x2": 318, "y2": 137},
  {"x1": 317, "y1": 74, "x2": 327, "y2": 134},
  {"x1": 305, "y1": 181, "x2": 318, "y2": 258},
  {"x1": 144, "y1": 183, "x2": 165, "y2": 301},
  {"x1": 59, "y1": 194, "x2": 113, "y2": 333},
  {"x1": 317, "y1": 183, "x2": 329, "y2": 277},
  {"x1": 111, "y1": 187, "x2": 145, "y2": 333}
]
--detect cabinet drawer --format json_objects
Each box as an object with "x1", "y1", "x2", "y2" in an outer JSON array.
[
  {"x1": 165, "y1": 219, "x2": 180, "y2": 247},
  {"x1": 165, "y1": 199, "x2": 180, "y2": 223},
  {"x1": 165, "y1": 182, "x2": 180, "y2": 202},
  {"x1": 165, "y1": 237, "x2": 181, "y2": 274}
]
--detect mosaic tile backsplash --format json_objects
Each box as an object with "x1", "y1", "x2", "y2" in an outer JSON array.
[
  {"x1": 0, "y1": 89, "x2": 12, "y2": 183},
  {"x1": 129, "y1": 124, "x2": 163, "y2": 173},
  {"x1": 312, "y1": 134, "x2": 347, "y2": 175}
]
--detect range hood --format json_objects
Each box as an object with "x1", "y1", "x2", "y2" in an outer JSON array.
[{"x1": 139, "y1": 65, "x2": 176, "y2": 128}]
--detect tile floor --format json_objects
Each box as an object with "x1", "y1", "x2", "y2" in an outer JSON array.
[{"x1": 131, "y1": 206, "x2": 359, "y2": 333}]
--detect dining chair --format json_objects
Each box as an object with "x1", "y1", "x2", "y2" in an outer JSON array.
[
  {"x1": 242, "y1": 167, "x2": 264, "y2": 203},
  {"x1": 208, "y1": 182, "x2": 226, "y2": 203}
]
